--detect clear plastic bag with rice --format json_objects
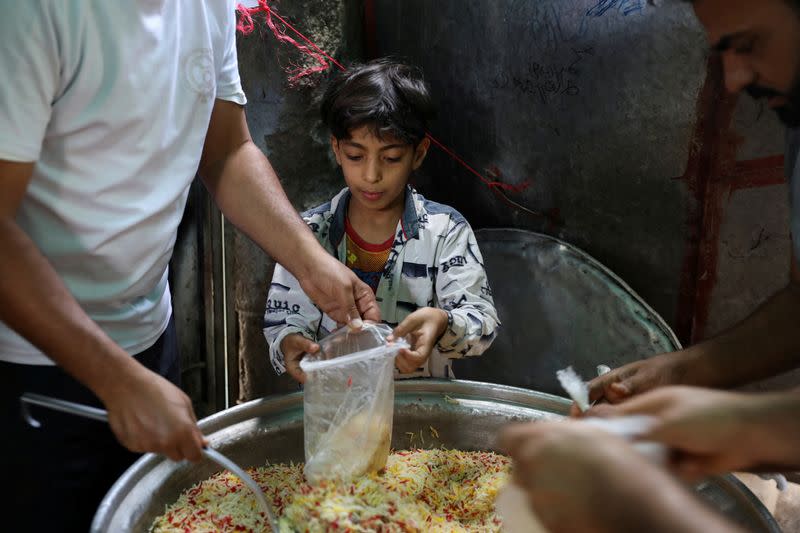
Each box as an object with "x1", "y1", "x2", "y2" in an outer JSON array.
[{"x1": 299, "y1": 321, "x2": 408, "y2": 484}]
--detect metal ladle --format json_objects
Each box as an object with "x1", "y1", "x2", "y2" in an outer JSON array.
[{"x1": 20, "y1": 393, "x2": 280, "y2": 532}]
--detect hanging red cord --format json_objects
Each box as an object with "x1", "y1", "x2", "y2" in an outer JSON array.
[
  {"x1": 235, "y1": 1, "x2": 540, "y2": 216},
  {"x1": 237, "y1": 0, "x2": 337, "y2": 83}
]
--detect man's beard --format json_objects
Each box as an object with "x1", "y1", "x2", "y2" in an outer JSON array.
[{"x1": 746, "y1": 72, "x2": 800, "y2": 127}]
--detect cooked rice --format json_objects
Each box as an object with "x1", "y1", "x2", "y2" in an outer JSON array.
[{"x1": 151, "y1": 448, "x2": 511, "y2": 532}]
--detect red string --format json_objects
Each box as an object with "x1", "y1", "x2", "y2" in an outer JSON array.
[
  {"x1": 425, "y1": 134, "x2": 530, "y2": 193},
  {"x1": 235, "y1": 1, "x2": 536, "y2": 213},
  {"x1": 236, "y1": 1, "x2": 334, "y2": 84},
  {"x1": 236, "y1": 3, "x2": 257, "y2": 34},
  {"x1": 265, "y1": 8, "x2": 346, "y2": 71}
]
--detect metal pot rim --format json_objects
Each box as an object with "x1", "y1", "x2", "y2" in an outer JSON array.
[{"x1": 92, "y1": 379, "x2": 779, "y2": 533}]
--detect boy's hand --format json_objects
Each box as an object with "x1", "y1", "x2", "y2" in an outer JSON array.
[
  {"x1": 390, "y1": 307, "x2": 448, "y2": 373},
  {"x1": 280, "y1": 333, "x2": 320, "y2": 383}
]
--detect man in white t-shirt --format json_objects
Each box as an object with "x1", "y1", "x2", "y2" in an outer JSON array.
[{"x1": 0, "y1": 2, "x2": 378, "y2": 530}]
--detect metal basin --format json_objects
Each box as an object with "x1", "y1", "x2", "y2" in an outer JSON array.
[
  {"x1": 93, "y1": 380, "x2": 778, "y2": 532},
  {"x1": 455, "y1": 229, "x2": 681, "y2": 395}
]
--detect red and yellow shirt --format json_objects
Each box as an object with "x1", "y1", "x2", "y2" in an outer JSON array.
[{"x1": 344, "y1": 218, "x2": 393, "y2": 293}]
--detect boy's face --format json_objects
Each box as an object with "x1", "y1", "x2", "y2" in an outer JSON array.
[
  {"x1": 332, "y1": 125, "x2": 430, "y2": 214},
  {"x1": 693, "y1": 0, "x2": 800, "y2": 126}
]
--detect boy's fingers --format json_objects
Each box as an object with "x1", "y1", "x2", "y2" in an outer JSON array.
[
  {"x1": 395, "y1": 350, "x2": 415, "y2": 373},
  {"x1": 285, "y1": 334, "x2": 319, "y2": 354},
  {"x1": 309, "y1": 342, "x2": 320, "y2": 353},
  {"x1": 299, "y1": 338, "x2": 320, "y2": 354},
  {"x1": 396, "y1": 349, "x2": 427, "y2": 373},
  {"x1": 392, "y1": 314, "x2": 423, "y2": 339},
  {"x1": 286, "y1": 359, "x2": 306, "y2": 384},
  {"x1": 283, "y1": 340, "x2": 313, "y2": 384},
  {"x1": 392, "y1": 322, "x2": 411, "y2": 339},
  {"x1": 414, "y1": 339, "x2": 433, "y2": 359},
  {"x1": 395, "y1": 361, "x2": 413, "y2": 374}
]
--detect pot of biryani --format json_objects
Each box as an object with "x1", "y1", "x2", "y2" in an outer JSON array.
[{"x1": 92, "y1": 380, "x2": 780, "y2": 532}]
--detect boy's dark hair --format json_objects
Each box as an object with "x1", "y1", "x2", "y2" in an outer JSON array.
[{"x1": 320, "y1": 58, "x2": 436, "y2": 146}]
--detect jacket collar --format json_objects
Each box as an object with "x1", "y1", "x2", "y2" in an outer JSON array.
[{"x1": 328, "y1": 185, "x2": 421, "y2": 249}]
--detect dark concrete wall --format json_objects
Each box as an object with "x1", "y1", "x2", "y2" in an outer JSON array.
[{"x1": 169, "y1": 183, "x2": 210, "y2": 415}]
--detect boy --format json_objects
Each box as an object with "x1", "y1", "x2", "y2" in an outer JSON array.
[{"x1": 264, "y1": 58, "x2": 499, "y2": 382}]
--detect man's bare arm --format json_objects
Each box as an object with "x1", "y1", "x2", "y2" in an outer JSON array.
[
  {"x1": 584, "y1": 253, "x2": 800, "y2": 407},
  {"x1": 0, "y1": 160, "x2": 205, "y2": 461},
  {"x1": 198, "y1": 100, "x2": 379, "y2": 324}
]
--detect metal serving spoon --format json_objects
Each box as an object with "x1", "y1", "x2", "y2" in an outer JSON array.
[{"x1": 20, "y1": 393, "x2": 279, "y2": 532}]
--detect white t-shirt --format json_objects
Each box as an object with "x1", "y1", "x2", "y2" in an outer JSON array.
[{"x1": 0, "y1": 1, "x2": 246, "y2": 365}]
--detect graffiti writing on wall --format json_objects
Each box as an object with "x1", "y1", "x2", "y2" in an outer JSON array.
[
  {"x1": 492, "y1": 0, "x2": 647, "y2": 106},
  {"x1": 491, "y1": 46, "x2": 595, "y2": 105},
  {"x1": 586, "y1": 0, "x2": 645, "y2": 17}
]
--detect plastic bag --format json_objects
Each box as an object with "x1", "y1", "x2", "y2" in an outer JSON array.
[
  {"x1": 581, "y1": 415, "x2": 668, "y2": 465},
  {"x1": 299, "y1": 321, "x2": 408, "y2": 484},
  {"x1": 556, "y1": 365, "x2": 668, "y2": 464}
]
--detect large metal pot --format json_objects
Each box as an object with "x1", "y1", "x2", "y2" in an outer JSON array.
[
  {"x1": 93, "y1": 379, "x2": 779, "y2": 532},
  {"x1": 456, "y1": 229, "x2": 683, "y2": 395}
]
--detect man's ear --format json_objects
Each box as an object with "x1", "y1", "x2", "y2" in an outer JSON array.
[
  {"x1": 412, "y1": 136, "x2": 430, "y2": 170},
  {"x1": 330, "y1": 135, "x2": 342, "y2": 165}
]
